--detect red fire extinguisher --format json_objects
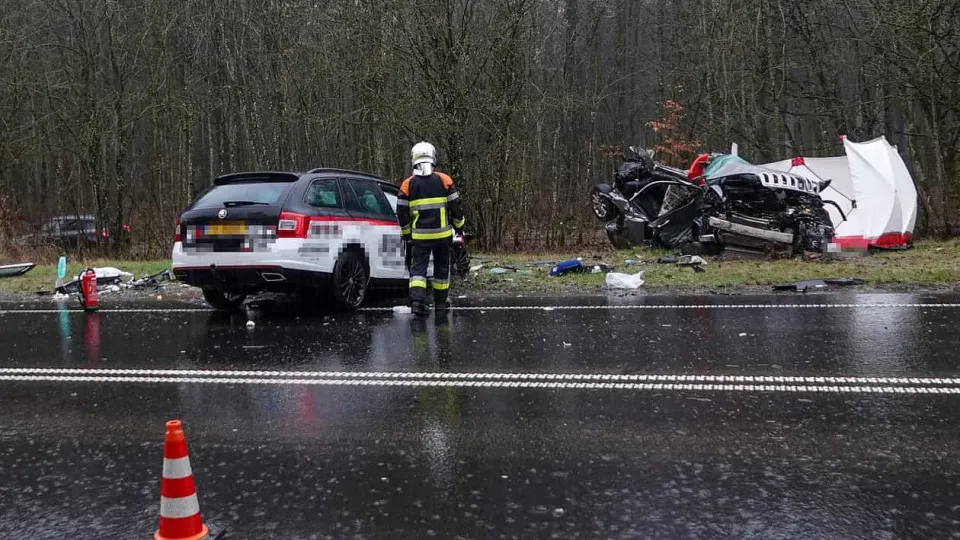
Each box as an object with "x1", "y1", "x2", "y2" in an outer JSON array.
[{"x1": 80, "y1": 268, "x2": 99, "y2": 312}]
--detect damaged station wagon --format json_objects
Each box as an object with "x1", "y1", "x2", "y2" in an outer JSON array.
[{"x1": 172, "y1": 169, "x2": 407, "y2": 310}]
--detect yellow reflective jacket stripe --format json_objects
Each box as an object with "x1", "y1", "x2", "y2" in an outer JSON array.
[
  {"x1": 409, "y1": 196, "x2": 448, "y2": 208},
  {"x1": 412, "y1": 229, "x2": 453, "y2": 240}
]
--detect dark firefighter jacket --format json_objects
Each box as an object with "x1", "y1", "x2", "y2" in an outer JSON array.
[{"x1": 397, "y1": 172, "x2": 465, "y2": 241}]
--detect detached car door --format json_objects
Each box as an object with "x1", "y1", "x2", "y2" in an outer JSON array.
[{"x1": 341, "y1": 178, "x2": 406, "y2": 280}]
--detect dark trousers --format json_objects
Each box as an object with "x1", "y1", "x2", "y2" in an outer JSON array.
[{"x1": 408, "y1": 238, "x2": 451, "y2": 307}]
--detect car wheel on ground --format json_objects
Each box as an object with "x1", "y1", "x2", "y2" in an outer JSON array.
[
  {"x1": 452, "y1": 246, "x2": 470, "y2": 279},
  {"x1": 202, "y1": 287, "x2": 247, "y2": 310},
  {"x1": 591, "y1": 186, "x2": 614, "y2": 221},
  {"x1": 331, "y1": 251, "x2": 369, "y2": 310}
]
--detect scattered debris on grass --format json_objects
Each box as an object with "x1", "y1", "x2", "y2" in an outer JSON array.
[
  {"x1": 0, "y1": 263, "x2": 35, "y2": 278},
  {"x1": 549, "y1": 258, "x2": 613, "y2": 277},
  {"x1": 605, "y1": 271, "x2": 645, "y2": 290},
  {"x1": 53, "y1": 268, "x2": 173, "y2": 295},
  {"x1": 677, "y1": 255, "x2": 707, "y2": 273}
]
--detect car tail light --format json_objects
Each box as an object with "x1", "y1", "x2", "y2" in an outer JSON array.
[
  {"x1": 277, "y1": 212, "x2": 308, "y2": 238},
  {"x1": 175, "y1": 219, "x2": 181, "y2": 243}
]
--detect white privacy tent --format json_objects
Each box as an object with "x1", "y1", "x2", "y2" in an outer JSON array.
[{"x1": 761, "y1": 136, "x2": 918, "y2": 249}]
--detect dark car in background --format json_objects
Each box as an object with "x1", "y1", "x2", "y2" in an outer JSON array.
[{"x1": 18, "y1": 214, "x2": 130, "y2": 248}]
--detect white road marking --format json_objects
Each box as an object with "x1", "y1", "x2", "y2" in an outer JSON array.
[
  {"x1": 364, "y1": 303, "x2": 960, "y2": 311},
  {"x1": 2, "y1": 374, "x2": 960, "y2": 394},
  {"x1": 0, "y1": 302, "x2": 958, "y2": 315},
  {"x1": 0, "y1": 367, "x2": 958, "y2": 386},
  {"x1": 0, "y1": 308, "x2": 210, "y2": 314}
]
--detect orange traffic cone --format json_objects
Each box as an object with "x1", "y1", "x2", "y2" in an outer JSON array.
[{"x1": 156, "y1": 420, "x2": 209, "y2": 540}]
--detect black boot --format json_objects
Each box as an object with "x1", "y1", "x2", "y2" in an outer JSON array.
[
  {"x1": 434, "y1": 290, "x2": 450, "y2": 314},
  {"x1": 411, "y1": 301, "x2": 427, "y2": 317}
]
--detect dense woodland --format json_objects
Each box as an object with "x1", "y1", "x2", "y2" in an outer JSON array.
[{"x1": 0, "y1": 0, "x2": 957, "y2": 256}]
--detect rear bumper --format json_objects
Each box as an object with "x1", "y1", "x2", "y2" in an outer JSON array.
[
  {"x1": 173, "y1": 264, "x2": 331, "y2": 290},
  {"x1": 172, "y1": 240, "x2": 334, "y2": 290}
]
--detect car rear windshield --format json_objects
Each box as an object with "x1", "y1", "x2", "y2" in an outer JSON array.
[{"x1": 191, "y1": 182, "x2": 290, "y2": 209}]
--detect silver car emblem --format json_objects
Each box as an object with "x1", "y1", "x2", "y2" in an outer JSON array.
[{"x1": 218, "y1": 209, "x2": 227, "y2": 219}]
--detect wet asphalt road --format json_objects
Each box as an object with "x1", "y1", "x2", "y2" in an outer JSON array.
[{"x1": 2, "y1": 293, "x2": 960, "y2": 539}]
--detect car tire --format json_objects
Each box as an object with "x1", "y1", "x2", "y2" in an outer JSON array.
[
  {"x1": 202, "y1": 287, "x2": 247, "y2": 311},
  {"x1": 591, "y1": 186, "x2": 615, "y2": 222},
  {"x1": 332, "y1": 251, "x2": 369, "y2": 310}
]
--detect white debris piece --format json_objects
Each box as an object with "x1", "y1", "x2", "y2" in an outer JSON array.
[
  {"x1": 739, "y1": 332, "x2": 748, "y2": 337},
  {"x1": 52, "y1": 292, "x2": 72, "y2": 302},
  {"x1": 92, "y1": 267, "x2": 134, "y2": 281},
  {"x1": 246, "y1": 320, "x2": 256, "y2": 329},
  {"x1": 604, "y1": 271, "x2": 645, "y2": 290},
  {"x1": 392, "y1": 305, "x2": 412, "y2": 315},
  {"x1": 110, "y1": 285, "x2": 121, "y2": 292},
  {"x1": 470, "y1": 264, "x2": 483, "y2": 272}
]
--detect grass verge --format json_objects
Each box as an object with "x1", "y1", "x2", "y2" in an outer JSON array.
[
  {"x1": 464, "y1": 238, "x2": 960, "y2": 294},
  {"x1": 0, "y1": 238, "x2": 956, "y2": 296},
  {"x1": 0, "y1": 259, "x2": 172, "y2": 293}
]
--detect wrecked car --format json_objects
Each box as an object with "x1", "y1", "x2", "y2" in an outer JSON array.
[{"x1": 590, "y1": 147, "x2": 837, "y2": 257}]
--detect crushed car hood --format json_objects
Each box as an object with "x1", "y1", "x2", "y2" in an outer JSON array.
[{"x1": 704, "y1": 154, "x2": 822, "y2": 195}]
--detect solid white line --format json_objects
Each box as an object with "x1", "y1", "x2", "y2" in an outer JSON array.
[
  {"x1": 0, "y1": 308, "x2": 210, "y2": 314},
  {"x1": 2, "y1": 374, "x2": 960, "y2": 394},
  {"x1": 0, "y1": 303, "x2": 959, "y2": 315},
  {"x1": 363, "y1": 303, "x2": 960, "y2": 311},
  {"x1": 1, "y1": 367, "x2": 958, "y2": 386}
]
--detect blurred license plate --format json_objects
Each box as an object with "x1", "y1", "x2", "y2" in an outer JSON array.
[{"x1": 206, "y1": 222, "x2": 246, "y2": 235}]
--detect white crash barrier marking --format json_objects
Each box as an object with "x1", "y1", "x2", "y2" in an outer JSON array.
[
  {"x1": 1, "y1": 303, "x2": 959, "y2": 315},
  {"x1": 3, "y1": 367, "x2": 960, "y2": 386},
  {"x1": 3, "y1": 374, "x2": 960, "y2": 394}
]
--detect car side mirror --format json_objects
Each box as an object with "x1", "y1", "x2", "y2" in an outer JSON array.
[{"x1": 819, "y1": 179, "x2": 832, "y2": 193}]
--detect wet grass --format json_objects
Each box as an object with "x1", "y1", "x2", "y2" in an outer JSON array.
[
  {"x1": 0, "y1": 259, "x2": 171, "y2": 293},
  {"x1": 465, "y1": 238, "x2": 960, "y2": 294}
]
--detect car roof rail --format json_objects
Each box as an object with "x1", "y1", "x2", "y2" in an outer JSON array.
[
  {"x1": 306, "y1": 167, "x2": 386, "y2": 180},
  {"x1": 214, "y1": 171, "x2": 300, "y2": 185}
]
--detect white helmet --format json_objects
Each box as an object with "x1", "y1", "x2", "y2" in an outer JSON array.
[{"x1": 411, "y1": 141, "x2": 437, "y2": 176}]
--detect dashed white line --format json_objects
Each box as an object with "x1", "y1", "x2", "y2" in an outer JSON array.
[
  {"x1": 1, "y1": 368, "x2": 959, "y2": 387},
  {"x1": 2, "y1": 374, "x2": 959, "y2": 394},
  {"x1": 0, "y1": 302, "x2": 958, "y2": 315}
]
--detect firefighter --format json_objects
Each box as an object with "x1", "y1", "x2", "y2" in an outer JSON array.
[{"x1": 397, "y1": 141, "x2": 466, "y2": 316}]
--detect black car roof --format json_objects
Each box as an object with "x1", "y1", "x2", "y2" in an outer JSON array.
[
  {"x1": 306, "y1": 167, "x2": 386, "y2": 181},
  {"x1": 214, "y1": 168, "x2": 389, "y2": 186},
  {"x1": 214, "y1": 172, "x2": 300, "y2": 185}
]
